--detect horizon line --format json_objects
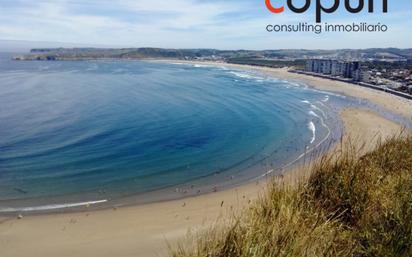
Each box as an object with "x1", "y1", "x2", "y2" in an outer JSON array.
[{"x1": 1, "y1": 39, "x2": 411, "y2": 52}]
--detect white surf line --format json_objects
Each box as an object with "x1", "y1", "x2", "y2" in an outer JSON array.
[
  {"x1": 305, "y1": 86, "x2": 347, "y2": 99},
  {"x1": 0, "y1": 199, "x2": 108, "y2": 213},
  {"x1": 316, "y1": 101, "x2": 327, "y2": 107},
  {"x1": 169, "y1": 61, "x2": 218, "y2": 69},
  {"x1": 193, "y1": 64, "x2": 214, "y2": 68},
  {"x1": 212, "y1": 66, "x2": 337, "y2": 179},
  {"x1": 310, "y1": 104, "x2": 327, "y2": 119},
  {"x1": 227, "y1": 70, "x2": 266, "y2": 81},
  {"x1": 312, "y1": 103, "x2": 330, "y2": 134},
  {"x1": 257, "y1": 106, "x2": 332, "y2": 179},
  {"x1": 301, "y1": 100, "x2": 327, "y2": 119},
  {"x1": 308, "y1": 121, "x2": 316, "y2": 144},
  {"x1": 169, "y1": 61, "x2": 235, "y2": 74}
]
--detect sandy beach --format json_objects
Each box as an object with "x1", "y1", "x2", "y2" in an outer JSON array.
[
  {"x1": 178, "y1": 61, "x2": 412, "y2": 121},
  {"x1": 0, "y1": 64, "x2": 410, "y2": 257}
]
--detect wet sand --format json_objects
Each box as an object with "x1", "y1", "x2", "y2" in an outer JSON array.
[
  {"x1": 0, "y1": 62, "x2": 410, "y2": 257},
  {"x1": 166, "y1": 61, "x2": 412, "y2": 121}
]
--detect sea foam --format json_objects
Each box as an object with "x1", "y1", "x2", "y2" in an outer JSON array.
[
  {"x1": 0, "y1": 200, "x2": 108, "y2": 213},
  {"x1": 308, "y1": 121, "x2": 316, "y2": 144}
]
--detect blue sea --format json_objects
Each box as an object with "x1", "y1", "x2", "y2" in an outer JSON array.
[{"x1": 0, "y1": 55, "x2": 406, "y2": 213}]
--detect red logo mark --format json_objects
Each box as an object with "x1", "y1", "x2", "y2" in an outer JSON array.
[{"x1": 265, "y1": 0, "x2": 285, "y2": 13}]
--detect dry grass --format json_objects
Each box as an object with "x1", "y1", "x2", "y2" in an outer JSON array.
[{"x1": 171, "y1": 135, "x2": 412, "y2": 257}]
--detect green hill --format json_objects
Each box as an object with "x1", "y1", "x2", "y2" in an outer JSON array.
[{"x1": 13, "y1": 48, "x2": 412, "y2": 62}]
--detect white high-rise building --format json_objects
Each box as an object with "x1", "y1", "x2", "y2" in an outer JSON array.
[{"x1": 305, "y1": 59, "x2": 364, "y2": 80}]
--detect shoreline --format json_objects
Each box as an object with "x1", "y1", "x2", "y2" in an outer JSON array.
[
  {"x1": 0, "y1": 108, "x2": 405, "y2": 257},
  {"x1": 160, "y1": 60, "x2": 412, "y2": 121},
  {"x1": 1, "y1": 61, "x2": 411, "y2": 215},
  {"x1": 0, "y1": 111, "x2": 337, "y2": 216},
  {"x1": 290, "y1": 70, "x2": 412, "y2": 100},
  {"x1": 0, "y1": 61, "x2": 411, "y2": 257},
  {"x1": 0, "y1": 61, "x2": 345, "y2": 216}
]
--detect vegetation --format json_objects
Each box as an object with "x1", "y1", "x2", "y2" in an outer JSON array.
[
  {"x1": 13, "y1": 48, "x2": 412, "y2": 62},
  {"x1": 171, "y1": 135, "x2": 412, "y2": 257},
  {"x1": 364, "y1": 60, "x2": 412, "y2": 70},
  {"x1": 227, "y1": 58, "x2": 306, "y2": 69}
]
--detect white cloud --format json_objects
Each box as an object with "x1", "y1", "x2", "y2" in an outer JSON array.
[{"x1": 0, "y1": 0, "x2": 410, "y2": 49}]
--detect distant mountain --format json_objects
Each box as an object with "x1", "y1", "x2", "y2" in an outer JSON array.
[
  {"x1": 0, "y1": 39, "x2": 120, "y2": 53},
  {"x1": 13, "y1": 47, "x2": 412, "y2": 61}
]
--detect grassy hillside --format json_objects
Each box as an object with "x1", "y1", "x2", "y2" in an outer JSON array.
[
  {"x1": 14, "y1": 48, "x2": 412, "y2": 61},
  {"x1": 171, "y1": 135, "x2": 412, "y2": 257}
]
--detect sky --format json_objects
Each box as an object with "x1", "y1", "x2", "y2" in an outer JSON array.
[{"x1": 0, "y1": 0, "x2": 411, "y2": 50}]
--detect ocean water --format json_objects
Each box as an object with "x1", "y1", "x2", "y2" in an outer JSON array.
[{"x1": 0, "y1": 56, "x2": 351, "y2": 212}]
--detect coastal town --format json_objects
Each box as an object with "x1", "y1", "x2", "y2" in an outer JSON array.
[
  {"x1": 12, "y1": 47, "x2": 412, "y2": 99},
  {"x1": 297, "y1": 59, "x2": 412, "y2": 99},
  {"x1": 2, "y1": 0, "x2": 412, "y2": 255}
]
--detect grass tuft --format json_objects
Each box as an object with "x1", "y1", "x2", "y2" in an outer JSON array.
[{"x1": 171, "y1": 135, "x2": 412, "y2": 257}]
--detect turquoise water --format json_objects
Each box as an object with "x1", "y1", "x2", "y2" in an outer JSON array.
[{"x1": 0, "y1": 57, "x2": 347, "y2": 212}]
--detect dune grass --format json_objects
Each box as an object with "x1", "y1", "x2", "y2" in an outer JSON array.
[{"x1": 171, "y1": 135, "x2": 412, "y2": 257}]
